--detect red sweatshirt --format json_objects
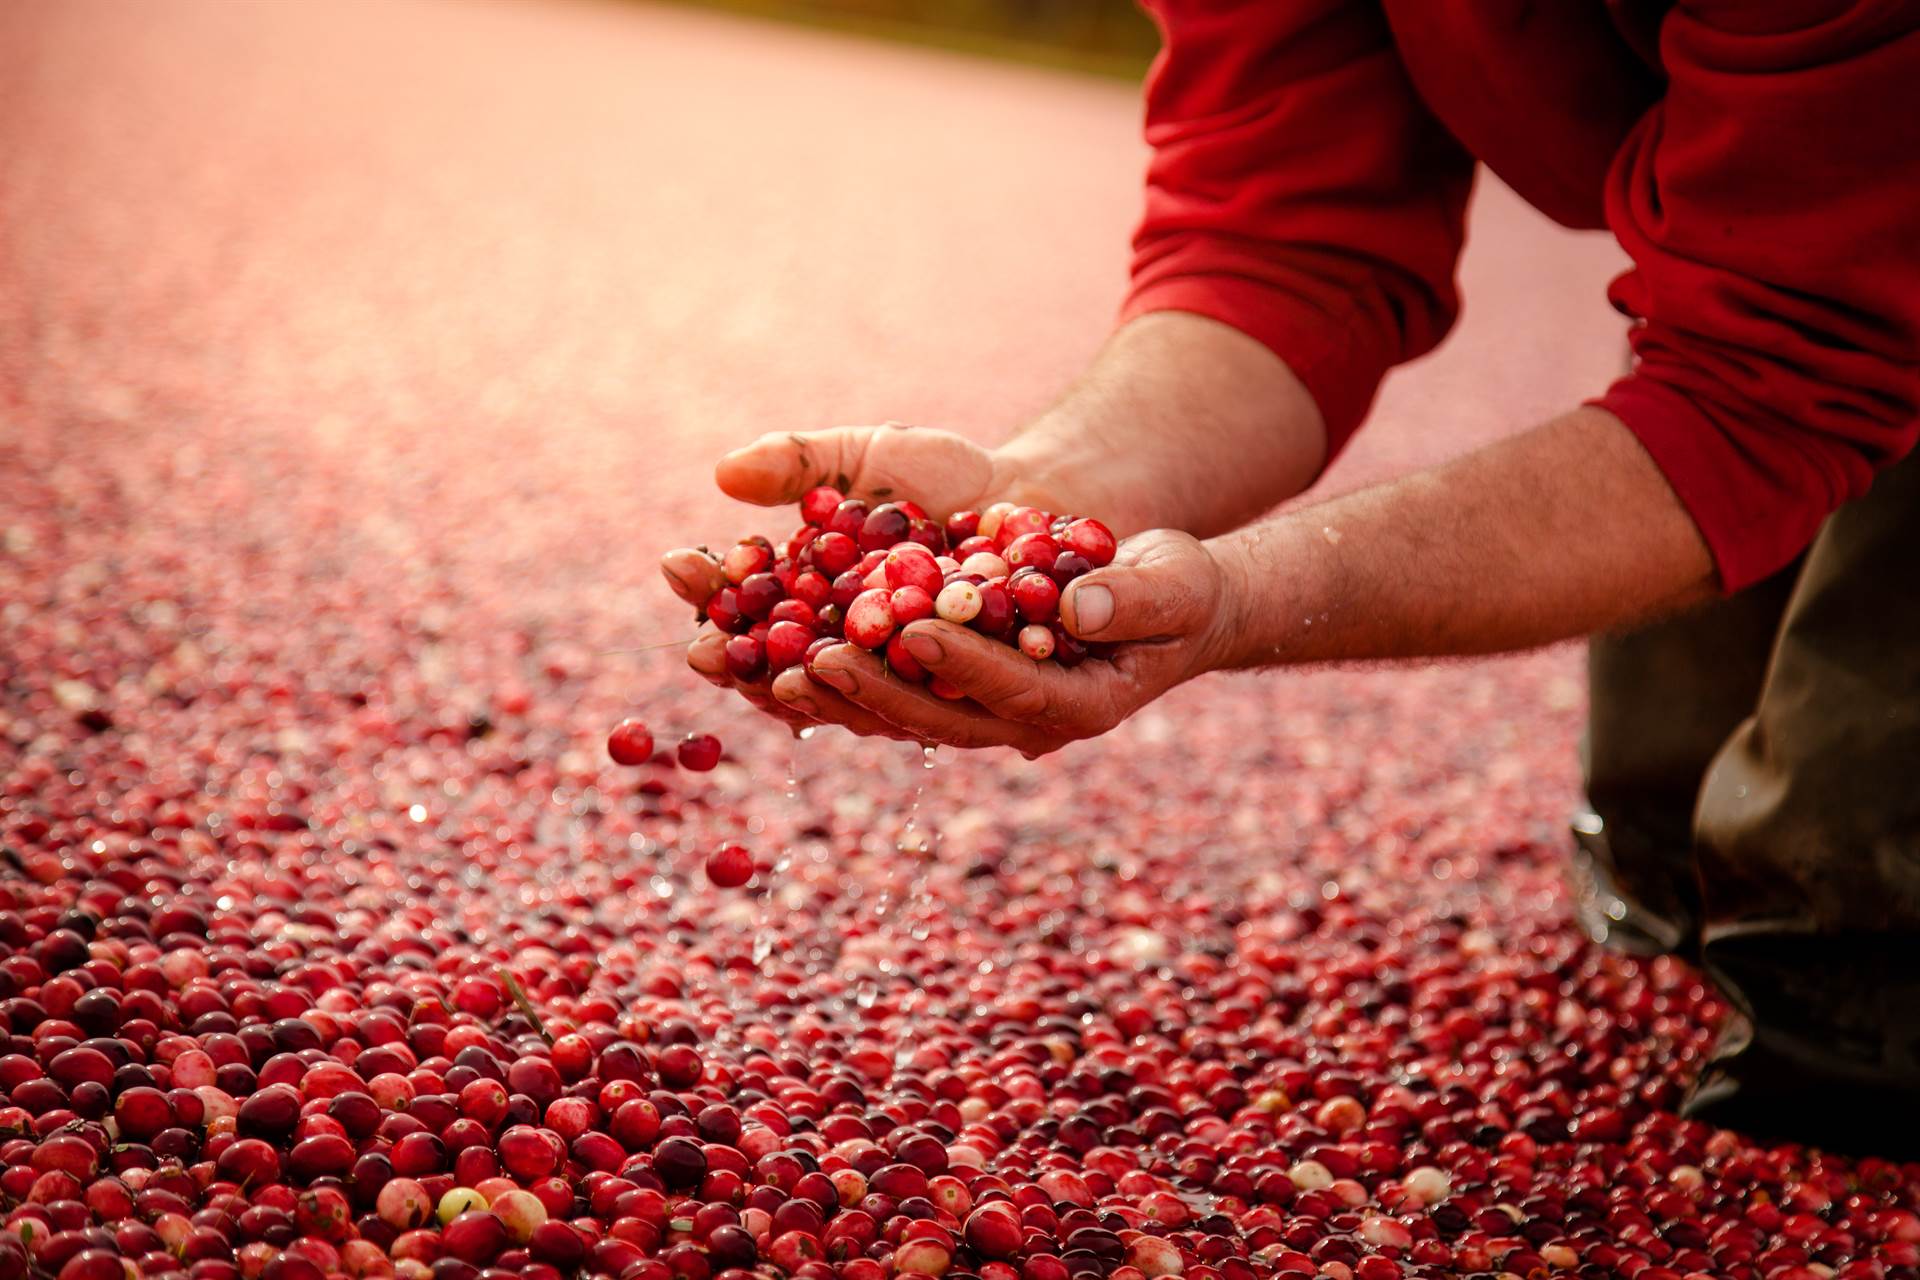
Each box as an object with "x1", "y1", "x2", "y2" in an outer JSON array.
[{"x1": 1122, "y1": 0, "x2": 1920, "y2": 592}]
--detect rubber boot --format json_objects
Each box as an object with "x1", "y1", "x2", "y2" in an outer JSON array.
[{"x1": 1683, "y1": 447, "x2": 1920, "y2": 1156}]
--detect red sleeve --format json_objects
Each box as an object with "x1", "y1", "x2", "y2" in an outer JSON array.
[
  {"x1": 1121, "y1": 0, "x2": 1474, "y2": 457},
  {"x1": 1593, "y1": 2, "x2": 1920, "y2": 593}
]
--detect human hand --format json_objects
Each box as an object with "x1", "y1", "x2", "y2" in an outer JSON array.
[
  {"x1": 775, "y1": 529, "x2": 1243, "y2": 755},
  {"x1": 660, "y1": 422, "x2": 1070, "y2": 735}
]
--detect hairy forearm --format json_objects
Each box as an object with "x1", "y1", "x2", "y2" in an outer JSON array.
[
  {"x1": 1206, "y1": 408, "x2": 1716, "y2": 667},
  {"x1": 991, "y1": 312, "x2": 1327, "y2": 537}
]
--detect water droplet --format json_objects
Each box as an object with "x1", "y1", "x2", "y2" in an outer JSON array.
[
  {"x1": 797, "y1": 724, "x2": 818, "y2": 740},
  {"x1": 921, "y1": 745, "x2": 937, "y2": 770}
]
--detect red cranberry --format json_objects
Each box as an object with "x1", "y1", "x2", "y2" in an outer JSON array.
[
  {"x1": 722, "y1": 634, "x2": 765, "y2": 680},
  {"x1": 858, "y1": 505, "x2": 911, "y2": 554},
  {"x1": 765, "y1": 621, "x2": 815, "y2": 674},
  {"x1": 799, "y1": 486, "x2": 844, "y2": 525},
  {"x1": 675, "y1": 733, "x2": 723, "y2": 771},
  {"x1": 606, "y1": 719, "x2": 655, "y2": 766},
  {"x1": 704, "y1": 846, "x2": 754, "y2": 889},
  {"x1": 1008, "y1": 570, "x2": 1060, "y2": 625}
]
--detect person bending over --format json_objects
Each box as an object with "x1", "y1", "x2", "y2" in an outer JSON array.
[{"x1": 662, "y1": 1, "x2": 1920, "y2": 1152}]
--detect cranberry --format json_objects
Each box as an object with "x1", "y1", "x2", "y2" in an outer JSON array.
[
  {"x1": 843, "y1": 590, "x2": 895, "y2": 650},
  {"x1": 813, "y1": 533, "x2": 861, "y2": 577},
  {"x1": 1003, "y1": 532, "x2": 1060, "y2": 571},
  {"x1": 722, "y1": 634, "x2": 765, "y2": 680},
  {"x1": 799, "y1": 486, "x2": 845, "y2": 526},
  {"x1": 889, "y1": 586, "x2": 934, "y2": 626},
  {"x1": 675, "y1": 733, "x2": 723, "y2": 771},
  {"x1": 606, "y1": 719, "x2": 655, "y2": 766},
  {"x1": 858, "y1": 504, "x2": 911, "y2": 554},
  {"x1": 824, "y1": 500, "x2": 868, "y2": 539},
  {"x1": 1008, "y1": 570, "x2": 1060, "y2": 625},
  {"x1": 765, "y1": 621, "x2": 815, "y2": 674},
  {"x1": 1017, "y1": 625, "x2": 1054, "y2": 661},
  {"x1": 971, "y1": 582, "x2": 1015, "y2": 637},
  {"x1": 935, "y1": 580, "x2": 981, "y2": 623},
  {"x1": 705, "y1": 846, "x2": 754, "y2": 889},
  {"x1": 1058, "y1": 518, "x2": 1116, "y2": 567}
]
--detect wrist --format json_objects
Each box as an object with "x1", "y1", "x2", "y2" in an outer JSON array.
[
  {"x1": 1194, "y1": 534, "x2": 1258, "y2": 676},
  {"x1": 997, "y1": 313, "x2": 1328, "y2": 538},
  {"x1": 987, "y1": 420, "x2": 1166, "y2": 535},
  {"x1": 1200, "y1": 516, "x2": 1330, "y2": 673}
]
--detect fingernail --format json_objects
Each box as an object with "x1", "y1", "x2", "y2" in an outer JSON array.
[
  {"x1": 1068, "y1": 583, "x2": 1112, "y2": 635},
  {"x1": 812, "y1": 664, "x2": 857, "y2": 694},
  {"x1": 903, "y1": 631, "x2": 944, "y2": 665}
]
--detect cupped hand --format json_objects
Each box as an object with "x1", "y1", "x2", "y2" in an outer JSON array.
[
  {"x1": 771, "y1": 529, "x2": 1242, "y2": 755},
  {"x1": 659, "y1": 422, "x2": 1034, "y2": 609},
  {"x1": 661, "y1": 422, "x2": 1051, "y2": 736}
]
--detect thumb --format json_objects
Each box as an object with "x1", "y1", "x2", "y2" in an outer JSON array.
[
  {"x1": 1059, "y1": 531, "x2": 1221, "y2": 643},
  {"x1": 715, "y1": 423, "x2": 994, "y2": 515}
]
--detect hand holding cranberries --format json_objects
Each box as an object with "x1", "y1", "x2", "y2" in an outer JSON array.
[{"x1": 662, "y1": 487, "x2": 1120, "y2": 733}]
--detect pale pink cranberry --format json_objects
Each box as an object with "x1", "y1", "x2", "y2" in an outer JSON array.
[
  {"x1": 975, "y1": 502, "x2": 1016, "y2": 540},
  {"x1": 1017, "y1": 625, "x2": 1054, "y2": 661},
  {"x1": 959, "y1": 552, "x2": 1008, "y2": 579},
  {"x1": 844, "y1": 590, "x2": 895, "y2": 649},
  {"x1": 935, "y1": 581, "x2": 981, "y2": 624}
]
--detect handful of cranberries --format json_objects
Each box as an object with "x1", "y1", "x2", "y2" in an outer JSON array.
[{"x1": 700, "y1": 488, "x2": 1118, "y2": 698}]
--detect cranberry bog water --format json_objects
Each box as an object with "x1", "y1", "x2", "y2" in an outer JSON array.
[{"x1": 3, "y1": 2, "x2": 1917, "y2": 1279}]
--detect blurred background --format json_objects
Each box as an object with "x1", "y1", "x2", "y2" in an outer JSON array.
[{"x1": 661, "y1": 0, "x2": 1158, "y2": 74}]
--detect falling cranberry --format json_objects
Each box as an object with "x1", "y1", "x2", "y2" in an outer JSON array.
[
  {"x1": 704, "y1": 844, "x2": 754, "y2": 888},
  {"x1": 606, "y1": 717, "x2": 654, "y2": 765},
  {"x1": 676, "y1": 732, "x2": 722, "y2": 770}
]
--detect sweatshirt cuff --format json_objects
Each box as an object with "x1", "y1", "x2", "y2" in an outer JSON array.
[{"x1": 1591, "y1": 375, "x2": 1826, "y2": 595}]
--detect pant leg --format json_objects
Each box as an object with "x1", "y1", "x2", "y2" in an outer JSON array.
[
  {"x1": 1683, "y1": 447, "x2": 1920, "y2": 1153},
  {"x1": 1577, "y1": 564, "x2": 1801, "y2": 953}
]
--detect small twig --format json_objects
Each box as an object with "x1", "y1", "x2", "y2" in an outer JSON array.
[
  {"x1": 598, "y1": 639, "x2": 688, "y2": 656},
  {"x1": 498, "y1": 968, "x2": 552, "y2": 1044}
]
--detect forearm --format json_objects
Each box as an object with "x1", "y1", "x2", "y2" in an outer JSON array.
[
  {"x1": 1207, "y1": 407, "x2": 1716, "y2": 668},
  {"x1": 991, "y1": 312, "x2": 1327, "y2": 538}
]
